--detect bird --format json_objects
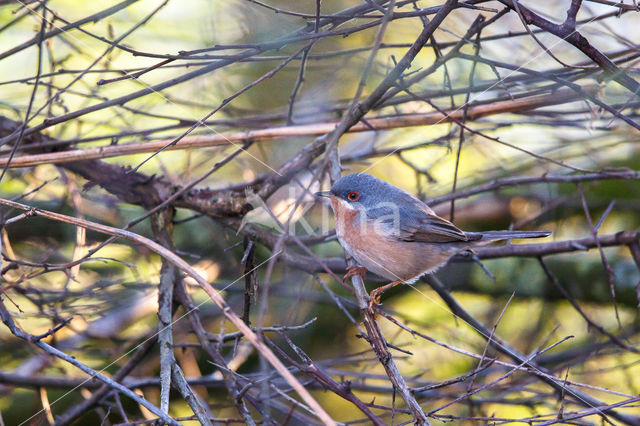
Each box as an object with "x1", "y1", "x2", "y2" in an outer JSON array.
[{"x1": 315, "y1": 173, "x2": 550, "y2": 311}]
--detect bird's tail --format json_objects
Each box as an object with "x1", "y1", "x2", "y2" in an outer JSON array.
[{"x1": 465, "y1": 230, "x2": 551, "y2": 242}]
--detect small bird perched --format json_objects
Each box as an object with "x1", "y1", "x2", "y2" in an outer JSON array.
[{"x1": 316, "y1": 173, "x2": 550, "y2": 310}]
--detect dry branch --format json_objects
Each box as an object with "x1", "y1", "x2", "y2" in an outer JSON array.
[
  {"x1": 277, "y1": 232, "x2": 640, "y2": 275},
  {"x1": 0, "y1": 87, "x2": 583, "y2": 168}
]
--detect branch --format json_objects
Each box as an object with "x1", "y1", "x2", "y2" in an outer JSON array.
[
  {"x1": 0, "y1": 88, "x2": 584, "y2": 168},
  {"x1": 277, "y1": 232, "x2": 640, "y2": 274},
  {"x1": 151, "y1": 209, "x2": 212, "y2": 424},
  {"x1": 153, "y1": 211, "x2": 175, "y2": 415}
]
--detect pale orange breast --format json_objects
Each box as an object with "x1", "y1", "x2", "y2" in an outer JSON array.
[{"x1": 331, "y1": 198, "x2": 458, "y2": 283}]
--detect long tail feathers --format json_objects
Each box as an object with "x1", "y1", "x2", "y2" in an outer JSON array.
[{"x1": 465, "y1": 230, "x2": 551, "y2": 242}]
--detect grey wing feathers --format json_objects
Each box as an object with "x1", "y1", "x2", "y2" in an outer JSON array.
[
  {"x1": 394, "y1": 198, "x2": 551, "y2": 243},
  {"x1": 398, "y1": 201, "x2": 471, "y2": 243}
]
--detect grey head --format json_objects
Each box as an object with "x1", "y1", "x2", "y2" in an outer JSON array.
[
  {"x1": 326, "y1": 173, "x2": 426, "y2": 211},
  {"x1": 332, "y1": 173, "x2": 386, "y2": 205},
  {"x1": 315, "y1": 173, "x2": 436, "y2": 226}
]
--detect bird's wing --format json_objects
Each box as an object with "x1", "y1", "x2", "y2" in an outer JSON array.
[{"x1": 397, "y1": 202, "x2": 470, "y2": 243}]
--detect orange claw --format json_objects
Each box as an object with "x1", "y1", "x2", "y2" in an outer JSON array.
[
  {"x1": 368, "y1": 280, "x2": 403, "y2": 313},
  {"x1": 368, "y1": 288, "x2": 382, "y2": 313},
  {"x1": 343, "y1": 265, "x2": 367, "y2": 282}
]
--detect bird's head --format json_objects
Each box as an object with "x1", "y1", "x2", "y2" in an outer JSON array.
[{"x1": 315, "y1": 173, "x2": 393, "y2": 211}]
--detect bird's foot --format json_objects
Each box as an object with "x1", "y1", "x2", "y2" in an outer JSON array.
[
  {"x1": 368, "y1": 287, "x2": 384, "y2": 313},
  {"x1": 343, "y1": 266, "x2": 367, "y2": 282},
  {"x1": 368, "y1": 280, "x2": 404, "y2": 313}
]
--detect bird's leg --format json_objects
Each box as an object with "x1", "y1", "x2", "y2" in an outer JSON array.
[
  {"x1": 343, "y1": 265, "x2": 367, "y2": 282},
  {"x1": 369, "y1": 280, "x2": 403, "y2": 312}
]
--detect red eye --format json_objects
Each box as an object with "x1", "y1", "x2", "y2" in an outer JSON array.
[{"x1": 347, "y1": 191, "x2": 360, "y2": 201}]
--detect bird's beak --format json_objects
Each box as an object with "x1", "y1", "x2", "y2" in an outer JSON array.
[{"x1": 314, "y1": 190, "x2": 333, "y2": 198}]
